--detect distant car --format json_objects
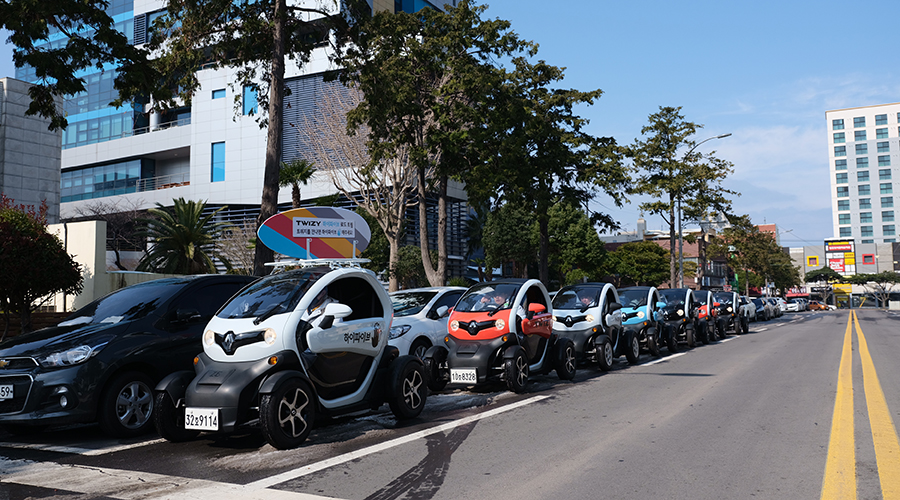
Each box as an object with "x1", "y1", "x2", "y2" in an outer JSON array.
[
  {"x1": 808, "y1": 300, "x2": 829, "y2": 311},
  {"x1": 0, "y1": 275, "x2": 256, "y2": 437},
  {"x1": 389, "y1": 287, "x2": 466, "y2": 358},
  {"x1": 786, "y1": 299, "x2": 802, "y2": 312},
  {"x1": 774, "y1": 297, "x2": 788, "y2": 313},
  {"x1": 750, "y1": 298, "x2": 771, "y2": 321},
  {"x1": 766, "y1": 298, "x2": 783, "y2": 317},
  {"x1": 739, "y1": 296, "x2": 756, "y2": 327},
  {"x1": 551, "y1": 283, "x2": 624, "y2": 371}
]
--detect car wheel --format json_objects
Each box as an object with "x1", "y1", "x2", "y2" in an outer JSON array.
[
  {"x1": 596, "y1": 339, "x2": 613, "y2": 372},
  {"x1": 409, "y1": 338, "x2": 431, "y2": 359},
  {"x1": 504, "y1": 351, "x2": 529, "y2": 393},
  {"x1": 154, "y1": 392, "x2": 200, "y2": 442},
  {"x1": 388, "y1": 356, "x2": 427, "y2": 420},
  {"x1": 741, "y1": 316, "x2": 749, "y2": 334},
  {"x1": 667, "y1": 328, "x2": 679, "y2": 353},
  {"x1": 697, "y1": 322, "x2": 709, "y2": 344},
  {"x1": 555, "y1": 338, "x2": 577, "y2": 381},
  {"x1": 98, "y1": 371, "x2": 155, "y2": 438},
  {"x1": 260, "y1": 378, "x2": 316, "y2": 450},
  {"x1": 625, "y1": 334, "x2": 640, "y2": 365},
  {"x1": 422, "y1": 349, "x2": 449, "y2": 392},
  {"x1": 647, "y1": 329, "x2": 661, "y2": 357},
  {"x1": 686, "y1": 327, "x2": 695, "y2": 348},
  {"x1": 717, "y1": 320, "x2": 727, "y2": 340}
]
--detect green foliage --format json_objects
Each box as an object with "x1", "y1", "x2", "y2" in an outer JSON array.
[
  {"x1": 0, "y1": 195, "x2": 83, "y2": 337},
  {"x1": 546, "y1": 203, "x2": 608, "y2": 286},
  {"x1": 708, "y1": 214, "x2": 800, "y2": 295},
  {"x1": 357, "y1": 209, "x2": 391, "y2": 276},
  {"x1": 846, "y1": 272, "x2": 900, "y2": 308},
  {"x1": 805, "y1": 266, "x2": 844, "y2": 284},
  {"x1": 135, "y1": 198, "x2": 233, "y2": 274},
  {"x1": 447, "y1": 276, "x2": 471, "y2": 287},
  {"x1": 279, "y1": 159, "x2": 316, "y2": 209},
  {"x1": 394, "y1": 246, "x2": 437, "y2": 290},
  {"x1": 607, "y1": 241, "x2": 669, "y2": 287},
  {"x1": 482, "y1": 203, "x2": 537, "y2": 278}
]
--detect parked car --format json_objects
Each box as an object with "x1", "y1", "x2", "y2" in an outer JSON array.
[
  {"x1": 713, "y1": 291, "x2": 743, "y2": 337},
  {"x1": 389, "y1": 287, "x2": 466, "y2": 358},
  {"x1": 617, "y1": 286, "x2": 664, "y2": 358},
  {"x1": 751, "y1": 298, "x2": 772, "y2": 321},
  {"x1": 693, "y1": 290, "x2": 718, "y2": 343},
  {"x1": 766, "y1": 298, "x2": 783, "y2": 318},
  {"x1": 550, "y1": 283, "x2": 624, "y2": 371},
  {"x1": 774, "y1": 297, "x2": 788, "y2": 314},
  {"x1": 425, "y1": 279, "x2": 576, "y2": 394},
  {"x1": 0, "y1": 275, "x2": 257, "y2": 437},
  {"x1": 738, "y1": 296, "x2": 755, "y2": 329},
  {"x1": 154, "y1": 265, "x2": 428, "y2": 449},
  {"x1": 808, "y1": 300, "x2": 829, "y2": 311},
  {"x1": 785, "y1": 299, "x2": 801, "y2": 312},
  {"x1": 658, "y1": 288, "x2": 697, "y2": 353}
]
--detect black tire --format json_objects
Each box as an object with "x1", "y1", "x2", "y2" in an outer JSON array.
[
  {"x1": 555, "y1": 338, "x2": 577, "y2": 381},
  {"x1": 504, "y1": 351, "x2": 529, "y2": 393},
  {"x1": 667, "y1": 327, "x2": 679, "y2": 353},
  {"x1": 647, "y1": 329, "x2": 661, "y2": 357},
  {"x1": 596, "y1": 339, "x2": 613, "y2": 372},
  {"x1": 625, "y1": 334, "x2": 640, "y2": 365},
  {"x1": 98, "y1": 371, "x2": 155, "y2": 438},
  {"x1": 741, "y1": 316, "x2": 750, "y2": 334},
  {"x1": 697, "y1": 321, "x2": 709, "y2": 344},
  {"x1": 409, "y1": 338, "x2": 431, "y2": 359},
  {"x1": 717, "y1": 320, "x2": 727, "y2": 340},
  {"x1": 154, "y1": 392, "x2": 200, "y2": 443},
  {"x1": 259, "y1": 378, "x2": 316, "y2": 450},
  {"x1": 423, "y1": 357, "x2": 449, "y2": 392},
  {"x1": 388, "y1": 356, "x2": 427, "y2": 420},
  {"x1": 686, "y1": 327, "x2": 695, "y2": 349}
]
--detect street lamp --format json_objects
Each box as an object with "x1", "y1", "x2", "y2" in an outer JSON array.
[{"x1": 679, "y1": 133, "x2": 732, "y2": 288}]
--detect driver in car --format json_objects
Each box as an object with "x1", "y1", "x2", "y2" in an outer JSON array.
[{"x1": 578, "y1": 295, "x2": 594, "y2": 308}]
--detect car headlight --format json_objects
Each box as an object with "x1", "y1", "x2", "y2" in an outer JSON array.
[
  {"x1": 204, "y1": 329, "x2": 215, "y2": 346},
  {"x1": 552, "y1": 315, "x2": 557, "y2": 322},
  {"x1": 390, "y1": 325, "x2": 411, "y2": 339},
  {"x1": 495, "y1": 319, "x2": 505, "y2": 330},
  {"x1": 586, "y1": 314, "x2": 595, "y2": 323},
  {"x1": 727, "y1": 306, "x2": 733, "y2": 313},
  {"x1": 677, "y1": 309, "x2": 684, "y2": 317},
  {"x1": 450, "y1": 320, "x2": 459, "y2": 331},
  {"x1": 38, "y1": 343, "x2": 105, "y2": 368},
  {"x1": 637, "y1": 311, "x2": 645, "y2": 319},
  {"x1": 264, "y1": 328, "x2": 277, "y2": 345}
]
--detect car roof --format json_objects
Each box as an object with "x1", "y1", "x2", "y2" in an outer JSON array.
[{"x1": 390, "y1": 286, "x2": 466, "y2": 294}]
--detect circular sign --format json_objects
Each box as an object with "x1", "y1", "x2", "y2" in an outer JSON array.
[{"x1": 257, "y1": 207, "x2": 371, "y2": 259}]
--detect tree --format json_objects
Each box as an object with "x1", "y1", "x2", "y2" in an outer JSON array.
[
  {"x1": 279, "y1": 159, "x2": 316, "y2": 209},
  {"x1": 217, "y1": 219, "x2": 258, "y2": 275},
  {"x1": 339, "y1": 0, "x2": 535, "y2": 287},
  {"x1": 709, "y1": 215, "x2": 799, "y2": 296},
  {"x1": 1, "y1": 0, "x2": 149, "y2": 130},
  {"x1": 482, "y1": 203, "x2": 537, "y2": 279},
  {"x1": 115, "y1": 0, "x2": 367, "y2": 277},
  {"x1": 805, "y1": 265, "x2": 844, "y2": 305},
  {"x1": 546, "y1": 203, "x2": 607, "y2": 286},
  {"x1": 357, "y1": 209, "x2": 391, "y2": 278},
  {"x1": 0, "y1": 195, "x2": 83, "y2": 339},
  {"x1": 135, "y1": 198, "x2": 233, "y2": 274},
  {"x1": 628, "y1": 106, "x2": 736, "y2": 288},
  {"x1": 66, "y1": 198, "x2": 147, "y2": 271},
  {"x1": 847, "y1": 272, "x2": 900, "y2": 308},
  {"x1": 606, "y1": 241, "x2": 669, "y2": 288}
]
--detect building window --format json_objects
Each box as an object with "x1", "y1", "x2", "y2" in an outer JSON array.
[
  {"x1": 881, "y1": 183, "x2": 893, "y2": 194},
  {"x1": 862, "y1": 253, "x2": 876, "y2": 264},
  {"x1": 840, "y1": 227, "x2": 852, "y2": 237},
  {"x1": 833, "y1": 132, "x2": 845, "y2": 143},
  {"x1": 880, "y1": 169, "x2": 892, "y2": 180},
  {"x1": 838, "y1": 200, "x2": 850, "y2": 211},
  {"x1": 833, "y1": 119, "x2": 844, "y2": 130},
  {"x1": 838, "y1": 213, "x2": 851, "y2": 224},
  {"x1": 212, "y1": 89, "x2": 226, "y2": 99},
  {"x1": 807, "y1": 256, "x2": 819, "y2": 267},
  {"x1": 857, "y1": 157, "x2": 869, "y2": 169},
  {"x1": 886, "y1": 239, "x2": 896, "y2": 243},
  {"x1": 860, "y1": 198, "x2": 872, "y2": 209},
  {"x1": 859, "y1": 184, "x2": 871, "y2": 196},
  {"x1": 242, "y1": 85, "x2": 258, "y2": 115},
  {"x1": 834, "y1": 146, "x2": 846, "y2": 157},
  {"x1": 882, "y1": 197, "x2": 894, "y2": 208},
  {"x1": 856, "y1": 171, "x2": 868, "y2": 182},
  {"x1": 861, "y1": 226, "x2": 874, "y2": 237},
  {"x1": 856, "y1": 144, "x2": 868, "y2": 155},
  {"x1": 878, "y1": 142, "x2": 890, "y2": 153},
  {"x1": 882, "y1": 210, "x2": 895, "y2": 222},
  {"x1": 855, "y1": 130, "x2": 867, "y2": 141},
  {"x1": 877, "y1": 128, "x2": 889, "y2": 139},
  {"x1": 854, "y1": 117, "x2": 866, "y2": 128},
  {"x1": 876, "y1": 114, "x2": 888, "y2": 126},
  {"x1": 837, "y1": 186, "x2": 849, "y2": 198},
  {"x1": 860, "y1": 212, "x2": 873, "y2": 223},
  {"x1": 836, "y1": 173, "x2": 849, "y2": 184},
  {"x1": 862, "y1": 239, "x2": 874, "y2": 243},
  {"x1": 836, "y1": 159, "x2": 848, "y2": 170},
  {"x1": 878, "y1": 155, "x2": 891, "y2": 167},
  {"x1": 211, "y1": 142, "x2": 225, "y2": 182}
]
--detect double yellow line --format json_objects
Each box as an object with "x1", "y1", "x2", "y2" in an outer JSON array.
[{"x1": 821, "y1": 311, "x2": 900, "y2": 499}]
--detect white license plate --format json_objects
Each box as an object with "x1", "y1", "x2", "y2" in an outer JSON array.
[
  {"x1": 450, "y1": 368, "x2": 478, "y2": 384},
  {"x1": 184, "y1": 408, "x2": 219, "y2": 431},
  {"x1": 0, "y1": 385, "x2": 11, "y2": 401}
]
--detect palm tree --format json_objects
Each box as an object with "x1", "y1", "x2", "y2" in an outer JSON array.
[
  {"x1": 279, "y1": 159, "x2": 316, "y2": 208},
  {"x1": 136, "y1": 198, "x2": 232, "y2": 274}
]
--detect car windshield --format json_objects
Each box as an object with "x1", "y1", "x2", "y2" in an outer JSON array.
[
  {"x1": 552, "y1": 286, "x2": 600, "y2": 310},
  {"x1": 659, "y1": 290, "x2": 685, "y2": 308},
  {"x1": 695, "y1": 293, "x2": 709, "y2": 305},
  {"x1": 217, "y1": 268, "x2": 326, "y2": 319},
  {"x1": 618, "y1": 289, "x2": 647, "y2": 309},
  {"x1": 752, "y1": 299, "x2": 764, "y2": 306},
  {"x1": 58, "y1": 279, "x2": 185, "y2": 326},
  {"x1": 714, "y1": 292, "x2": 734, "y2": 304},
  {"x1": 391, "y1": 291, "x2": 438, "y2": 317},
  {"x1": 455, "y1": 283, "x2": 521, "y2": 313}
]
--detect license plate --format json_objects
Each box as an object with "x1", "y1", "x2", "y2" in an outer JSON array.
[
  {"x1": 0, "y1": 385, "x2": 11, "y2": 401},
  {"x1": 450, "y1": 368, "x2": 477, "y2": 384},
  {"x1": 184, "y1": 408, "x2": 219, "y2": 431}
]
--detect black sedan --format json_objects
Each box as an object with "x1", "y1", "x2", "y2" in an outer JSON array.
[{"x1": 0, "y1": 274, "x2": 255, "y2": 437}]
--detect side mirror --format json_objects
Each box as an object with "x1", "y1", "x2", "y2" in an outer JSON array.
[
  {"x1": 428, "y1": 305, "x2": 449, "y2": 320},
  {"x1": 714, "y1": 302, "x2": 721, "y2": 307},
  {"x1": 319, "y1": 303, "x2": 352, "y2": 329},
  {"x1": 608, "y1": 302, "x2": 623, "y2": 312},
  {"x1": 656, "y1": 301, "x2": 666, "y2": 309},
  {"x1": 175, "y1": 308, "x2": 201, "y2": 323},
  {"x1": 528, "y1": 303, "x2": 547, "y2": 314}
]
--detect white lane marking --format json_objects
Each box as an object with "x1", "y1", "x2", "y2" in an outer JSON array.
[
  {"x1": 757, "y1": 327, "x2": 768, "y2": 332},
  {"x1": 0, "y1": 438, "x2": 165, "y2": 456},
  {"x1": 641, "y1": 352, "x2": 688, "y2": 366},
  {"x1": 245, "y1": 395, "x2": 550, "y2": 490}
]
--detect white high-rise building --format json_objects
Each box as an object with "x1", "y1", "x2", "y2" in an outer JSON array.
[{"x1": 827, "y1": 103, "x2": 900, "y2": 244}]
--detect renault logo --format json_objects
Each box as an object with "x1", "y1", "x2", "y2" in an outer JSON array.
[
  {"x1": 0, "y1": 359, "x2": 8, "y2": 369},
  {"x1": 469, "y1": 321, "x2": 478, "y2": 333},
  {"x1": 223, "y1": 332, "x2": 235, "y2": 354}
]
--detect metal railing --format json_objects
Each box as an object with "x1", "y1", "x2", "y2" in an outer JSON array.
[{"x1": 137, "y1": 172, "x2": 191, "y2": 192}]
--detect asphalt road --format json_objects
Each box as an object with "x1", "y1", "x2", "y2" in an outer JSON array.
[{"x1": 2, "y1": 309, "x2": 899, "y2": 500}]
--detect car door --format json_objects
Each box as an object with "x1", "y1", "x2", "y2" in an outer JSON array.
[{"x1": 428, "y1": 290, "x2": 463, "y2": 340}]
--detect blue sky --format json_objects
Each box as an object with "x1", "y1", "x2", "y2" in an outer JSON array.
[{"x1": 3, "y1": 0, "x2": 900, "y2": 247}]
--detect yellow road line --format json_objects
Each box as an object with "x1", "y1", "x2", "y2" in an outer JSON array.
[
  {"x1": 853, "y1": 310, "x2": 900, "y2": 499},
  {"x1": 821, "y1": 311, "x2": 856, "y2": 500}
]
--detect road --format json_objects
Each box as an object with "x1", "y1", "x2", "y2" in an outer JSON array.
[{"x1": 2, "y1": 309, "x2": 899, "y2": 500}]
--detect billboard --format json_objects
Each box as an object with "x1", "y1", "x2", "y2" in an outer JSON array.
[{"x1": 824, "y1": 239, "x2": 855, "y2": 276}]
